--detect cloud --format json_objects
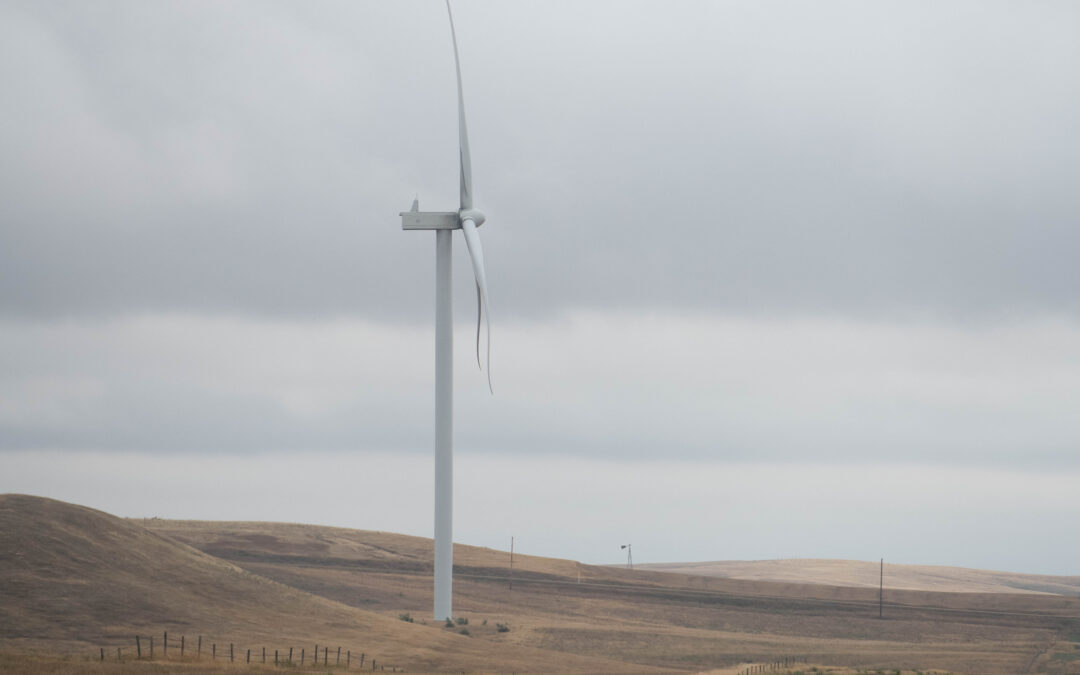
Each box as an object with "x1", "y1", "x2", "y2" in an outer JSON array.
[
  {"x1": 1, "y1": 1, "x2": 1078, "y2": 320},
  {"x1": 4, "y1": 2, "x2": 1076, "y2": 573},
  {"x1": 3, "y1": 312, "x2": 1078, "y2": 467}
]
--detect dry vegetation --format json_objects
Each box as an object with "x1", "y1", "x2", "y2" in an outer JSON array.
[
  {"x1": 3, "y1": 494, "x2": 1080, "y2": 674},
  {"x1": 638, "y1": 559, "x2": 1080, "y2": 596},
  {"x1": 0, "y1": 495, "x2": 649, "y2": 673}
]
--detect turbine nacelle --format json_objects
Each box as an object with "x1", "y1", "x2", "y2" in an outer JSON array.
[
  {"x1": 459, "y1": 208, "x2": 485, "y2": 228},
  {"x1": 398, "y1": 203, "x2": 485, "y2": 230}
]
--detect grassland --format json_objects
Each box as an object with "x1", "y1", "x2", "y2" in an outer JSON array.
[
  {"x1": 638, "y1": 559, "x2": 1080, "y2": 596},
  {"x1": 3, "y1": 494, "x2": 1080, "y2": 674}
]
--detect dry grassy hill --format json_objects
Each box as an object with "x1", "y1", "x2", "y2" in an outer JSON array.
[
  {"x1": 4, "y1": 494, "x2": 1080, "y2": 674},
  {"x1": 141, "y1": 517, "x2": 1080, "y2": 675},
  {"x1": 0, "y1": 494, "x2": 659, "y2": 673},
  {"x1": 637, "y1": 559, "x2": 1080, "y2": 596}
]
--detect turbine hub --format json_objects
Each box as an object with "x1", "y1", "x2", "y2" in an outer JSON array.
[{"x1": 459, "y1": 208, "x2": 486, "y2": 228}]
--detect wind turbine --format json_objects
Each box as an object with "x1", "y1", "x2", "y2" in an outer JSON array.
[{"x1": 400, "y1": 0, "x2": 493, "y2": 621}]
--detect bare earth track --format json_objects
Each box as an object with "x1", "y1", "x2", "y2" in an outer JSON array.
[{"x1": 3, "y1": 494, "x2": 1080, "y2": 674}]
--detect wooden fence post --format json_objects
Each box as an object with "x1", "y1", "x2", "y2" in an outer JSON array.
[
  {"x1": 198, "y1": 635, "x2": 202, "y2": 659},
  {"x1": 230, "y1": 643, "x2": 234, "y2": 662},
  {"x1": 117, "y1": 647, "x2": 121, "y2": 662},
  {"x1": 315, "y1": 644, "x2": 319, "y2": 664},
  {"x1": 289, "y1": 647, "x2": 293, "y2": 663},
  {"x1": 348, "y1": 650, "x2": 351, "y2": 669},
  {"x1": 372, "y1": 658, "x2": 376, "y2": 670},
  {"x1": 100, "y1": 647, "x2": 104, "y2": 661},
  {"x1": 275, "y1": 649, "x2": 278, "y2": 665},
  {"x1": 262, "y1": 646, "x2": 266, "y2": 663},
  {"x1": 212, "y1": 643, "x2": 216, "y2": 660},
  {"x1": 181, "y1": 635, "x2": 185, "y2": 658},
  {"x1": 246, "y1": 648, "x2": 250, "y2": 663},
  {"x1": 337, "y1": 646, "x2": 341, "y2": 664},
  {"x1": 149, "y1": 635, "x2": 153, "y2": 659},
  {"x1": 325, "y1": 646, "x2": 328, "y2": 664},
  {"x1": 360, "y1": 652, "x2": 365, "y2": 668},
  {"x1": 164, "y1": 631, "x2": 167, "y2": 658},
  {"x1": 135, "y1": 635, "x2": 141, "y2": 660},
  {"x1": 301, "y1": 648, "x2": 305, "y2": 665}
]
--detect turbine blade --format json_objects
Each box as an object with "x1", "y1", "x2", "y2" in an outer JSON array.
[
  {"x1": 461, "y1": 218, "x2": 492, "y2": 394},
  {"x1": 475, "y1": 283, "x2": 482, "y2": 369},
  {"x1": 446, "y1": 0, "x2": 473, "y2": 210}
]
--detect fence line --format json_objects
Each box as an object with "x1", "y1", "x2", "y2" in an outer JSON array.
[
  {"x1": 735, "y1": 656, "x2": 804, "y2": 675},
  {"x1": 100, "y1": 631, "x2": 403, "y2": 671}
]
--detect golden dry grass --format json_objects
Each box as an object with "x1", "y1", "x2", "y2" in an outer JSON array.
[
  {"x1": 138, "y1": 516, "x2": 1080, "y2": 674},
  {"x1": 4, "y1": 494, "x2": 1080, "y2": 674},
  {"x1": 0, "y1": 494, "x2": 660, "y2": 673},
  {"x1": 638, "y1": 559, "x2": 1080, "y2": 596}
]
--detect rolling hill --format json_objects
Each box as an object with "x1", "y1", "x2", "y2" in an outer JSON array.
[
  {"x1": 0, "y1": 494, "x2": 659, "y2": 673},
  {"x1": 637, "y1": 559, "x2": 1080, "y2": 596},
  {"x1": 138, "y1": 516, "x2": 1080, "y2": 674},
  {"x1": 3, "y1": 494, "x2": 1080, "y2": 674}
]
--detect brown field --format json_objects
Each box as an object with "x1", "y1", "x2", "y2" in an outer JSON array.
[
  {"x1": 638, "y1": 560, "x2": 1080, "y2": 596},
  {"x1": 3, "y1": 494, "x2": 1080, "y2": 674}
]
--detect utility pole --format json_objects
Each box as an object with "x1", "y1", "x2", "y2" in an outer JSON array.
[
  {"x1": 509, "y1": 536, "x2": 514, "y2": 591},
  {"x1": 879, "y1": 558, "x2": 883, "y2": 619}
]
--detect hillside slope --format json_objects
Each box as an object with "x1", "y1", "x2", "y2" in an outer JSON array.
[
  {"x1": 5, "y1": 495, "x2": 1079, "y2": 674},
  {"x1": 0, "y1": 494, "x2": 661, "y2": 673},
  {"x1": 637, "y1": 559, "x2": 1080, "y2": 596},
  {"x1": 141, "y1": 518, "x2": 1080, "y2": 675}
]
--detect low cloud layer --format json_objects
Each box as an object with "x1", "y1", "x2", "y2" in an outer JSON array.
[{"x1": 4, "y1": 312, "x2": 1078, "y2": 467}]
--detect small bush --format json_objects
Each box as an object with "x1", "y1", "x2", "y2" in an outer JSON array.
[
  {"x1": 455, "y1": 616, "x2": 468, "y2": 625},
  {"x1": 398, "y1": 613, "x2": 414, "y2": 623},
  {"x1": 481, "y1": 619, "x2": 487, "y2": 626},
  {"x1": 459, "y1": 628, "x2": 470, "y2": 636},
  {"x1": 444, "y1": 618, "x2": 454, "y2": 628},
  {"x1": 496, "y1": 623, "x2": 510, "y2": 633}
]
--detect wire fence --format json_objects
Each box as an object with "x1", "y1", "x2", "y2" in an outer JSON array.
[
  {"x1": 98, "y1": 631, "x2": 403, "y2": 671},
  {"x1": 734, "y1": 657, "x2": 804, "y2": 675}
]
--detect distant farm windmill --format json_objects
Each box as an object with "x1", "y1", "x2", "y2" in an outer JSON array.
[
  {"x1": 400, "y1": 0, "x2": 493, "y2": 621},
  {"x1": 621, "y1": 544, "x2": 633, "y2": 570}
]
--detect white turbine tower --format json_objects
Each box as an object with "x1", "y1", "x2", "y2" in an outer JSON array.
[{"x1": 400, "y1": 0, "x2": 492, "y2": 621}]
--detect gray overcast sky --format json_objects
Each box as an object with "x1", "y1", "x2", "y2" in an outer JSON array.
[
  {"x1": 2, "y1": 1, "x2": 1079, "y2": 573},
  {"x1": 3, "y1": 0, "x2": 1078, "y2": 320}
]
